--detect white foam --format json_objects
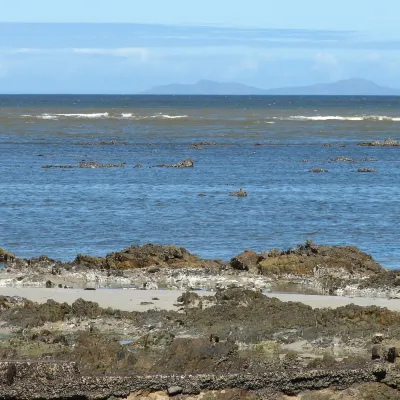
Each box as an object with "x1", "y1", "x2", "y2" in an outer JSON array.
[
  {"x1": 22, "y1": 114, "x2": 58, "y2": 120},
  {"x1": 40, "y1": 114, "x2": 59, "y2": 120},
  {"x1": 54, "y1": 112, "x2": 109, "y2": 118},
  {"x1": 121, "y1": 113, "x2": 133, "y2": 118},
  {"x1": 152, "y1": 114, "x2": 188, "y2": 119},
  {"x1": 283, "y1": 115, "x2": 400, "y2": 122}
]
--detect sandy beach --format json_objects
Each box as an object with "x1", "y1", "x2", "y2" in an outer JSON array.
[{"x1": 1, "y1": 287, "x2": 400, "y2": 312}]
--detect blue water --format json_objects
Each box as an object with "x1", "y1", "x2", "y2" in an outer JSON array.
[{"x1": 1, "y1": 95, "x2": 400, "y2": 268}]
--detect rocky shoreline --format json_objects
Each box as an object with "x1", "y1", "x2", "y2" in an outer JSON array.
[
  {"x1": 1, "y1": 288, "x2": 400, "y2": 399},
  {"x1": 1, "y1": 242, "x2": 399, "y2": 298},
  {"x1": 2, "y1": 242, "x2": 400, "y2": 399}
]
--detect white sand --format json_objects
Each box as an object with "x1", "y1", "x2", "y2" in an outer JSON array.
[{"x1": 1, "y1": 287, "x2": 400, "y2": 312}]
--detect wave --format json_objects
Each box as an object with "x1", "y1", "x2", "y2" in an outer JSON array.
[
  {"x1": 21, "y1": 112, "x2": 188, "y2": 120},
  {"x1": 279, "y1": 115, "x2": 400, "y2": 122},
  {"x1": 55, "y1": 112, "x2": 109, "y2": 118}
]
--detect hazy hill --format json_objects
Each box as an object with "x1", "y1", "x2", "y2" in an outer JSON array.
[
  {"x1": 265, "y1": 78, "x2": 398, "y2": 96},
  {"x1": 143, "y1": 78, "x2": 399, "y2": 95}
]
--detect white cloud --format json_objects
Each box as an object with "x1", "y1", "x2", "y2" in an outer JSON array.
[{"x1": 72, "y1": 48, "x2": 149, "y2": 61}]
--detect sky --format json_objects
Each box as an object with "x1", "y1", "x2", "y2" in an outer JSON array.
[{"x1": 1, "y1": 0, "x2": 400, "y2": 93}]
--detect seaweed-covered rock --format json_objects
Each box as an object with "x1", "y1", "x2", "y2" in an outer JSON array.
[
  {"x1": 229, "y1": 188, "x2": 247, "y2": 197},
  {"x1": 105, "y1": 244, "x2": 202, "y2": 270},
  {"x1": 0, "y1": 248, "x2": 15, "y2": 263},
  {"x1": 358, "y1": 138, "x2": 400, "y2": 147},
  {"x1": 258, "y1": 241, "x2": 381, "y2": 276},
  {"x1": 154, "y1": 158, "x2": 194, "y2": 168},
  {"x1": 230, "y1": 250, "x2": 261, "y2": 273}
]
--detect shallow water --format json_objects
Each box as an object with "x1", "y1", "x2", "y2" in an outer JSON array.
[{"x1": 1, "y1": 95, "x2": 399, "y2": 268}]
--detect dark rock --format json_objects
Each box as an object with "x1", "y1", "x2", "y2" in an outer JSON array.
[
  {"x1": 230, "y1": 250, "x2": 262, "y2": 273},
  {"x1": 167, "y1": 386, "x2": 183, "y2": 396},
  {"x1": 84, "y1": 287, "x2": 96, "y2": 291},
  {"x1": 177, "y1": 291, "x2": 201, "y2": 306},
  {"x1": 356, "y1": 168, "x2": 376, "y2": 172},
  {"x1": 45, "y1": 280, "x2": 54, "y2": 288},
  {"x1": 309, "y1": 168, "x2": 328, "y2": 173},
  {"x1": 134, "y1": 164, "x2": 142, "y2": 168}
]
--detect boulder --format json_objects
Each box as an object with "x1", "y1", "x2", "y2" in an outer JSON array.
[
  {"x1": 167, "y1": 386, "x2": 183, "y2": 396},
  {"x1": 230, "y1": 250, "x2": 261, "y2": 273}
]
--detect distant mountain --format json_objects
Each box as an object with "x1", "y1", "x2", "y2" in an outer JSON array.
[
  {"x1": 142, "y1": 80, "x2": 265, "y2": 95},
  {"x1": 143, "y1": 78, "x2": 399, "y2": 96},
  {"x1": 265, "y1": 79, "x2": 399, "y2": 96}
]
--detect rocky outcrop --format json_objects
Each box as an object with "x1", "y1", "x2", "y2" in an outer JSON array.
[
  {"x1": 42, "y1": 161, "x2": 125, "y2": 169},
  {"x1": 358, "y1": 138, "x2": 400, "y2": 146},
  {"x1": 154, "y1": 158, "x2": 194, "y2": 168},
  {"x1": 0, "y1": 248, "x2": 15, "y2": 263},
  {"x1": 0, "y1": 360, "x2": 393, "y2": 399},
  {"x1": 356, "y1": 168, "x2": 376, "y2": 172},
  {"x1": 230, "y1": 250, "x2": 261, "y2": 273},
  {"x1": 1, "y1": 241, "x2": 397, "y2": 295},
  {"x1": 309, "y1": 168, "x2": 328, "y2": 173},
  {"x1": 229, "y1": 188, "x2": 247, "y2": 197}
]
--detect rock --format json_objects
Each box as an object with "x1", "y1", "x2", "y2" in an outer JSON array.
[
  {"x1": 329, "y1": 156, "x2": 354, "y2": 162},
  {"x1": 230, "y1": 250, "x2": 261, "y2": 273},
  {"x1": 373, "y1": 333, "x2": 384, "y2": 344},
  {"x1": 45, "y1": 280, "x2": 54, "y2": 288},
  {"x1": 105, "y1": 244, "x2": 203, "y2": 270},
  {"x1": 167, "y1": 386, "x2": 183, "y2": 396},
  {"x1": 42, "y1": 161, "x2": 125, "y2": 169},
  {"x1": 358, "y1": 138, "x2": 400, "y2": 146},
  {"x1": 309, "y1": 168, "x2": 328, "y2": 173},
  {"x1": 177, "y1": 291, "x2": 201, "y2": 306},
  {"x1": 134, "y1": 164, "x2": 142, "y2": 168},
  {"x1": 356, "y1": 168, "x2": 376, "y2": 173},
  {"x1": 84, "y1": 287, "x2": 96, "y2": 291},
  {"x1": 229, "y1": 188, "x2": 247, "y2": 197},
  {"x1": 0, "y1": 249, "x2": 15, "y2": 263},
  {"x1": 154, "y1": 158, "x2": 194, "y2": 168}
]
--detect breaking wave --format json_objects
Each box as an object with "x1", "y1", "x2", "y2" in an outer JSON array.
[
  {"x1": 21, "y1": 112, "x2": 188, "y2": 120},
  {"x1": 278, "y1": 115, "x2": 400, "y2": 122}
]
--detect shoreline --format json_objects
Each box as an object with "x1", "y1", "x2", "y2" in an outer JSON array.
[{"x1": 2, "y1": 287, "x2": 400, "y2": 312}]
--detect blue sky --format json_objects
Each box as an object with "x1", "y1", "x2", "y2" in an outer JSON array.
[{"x1": 1, "y1": 0, "x2": 400, "y2": 93}]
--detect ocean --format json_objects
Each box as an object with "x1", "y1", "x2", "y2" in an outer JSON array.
[{"x1": 1, "y1": 95, "x2": 399, "y2": 268}]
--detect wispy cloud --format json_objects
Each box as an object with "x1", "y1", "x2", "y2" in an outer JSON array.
[{"x1": 72, "y1": 48, "x2": 149, "y2": 61}]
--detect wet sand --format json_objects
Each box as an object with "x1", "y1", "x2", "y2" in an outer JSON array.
[{"x1": 1, "y1": 287, "x2": 400, "y2": 312}]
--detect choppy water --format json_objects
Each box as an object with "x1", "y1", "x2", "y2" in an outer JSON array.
[{"x1": 1, "y1": 95, "x2": 400, "y2": 268}]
